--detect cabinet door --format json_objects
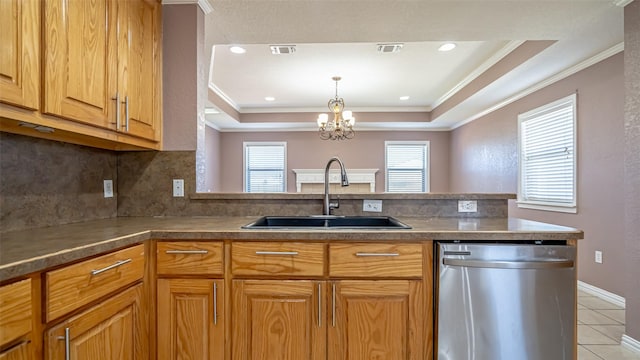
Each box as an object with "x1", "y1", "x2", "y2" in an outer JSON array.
[
  {"x1": 157, "y1": 279, "x2": 224, "y2": 360},
  {"x1": 0, "y1": 0, "x2": 40, "y2": 109},
  {"x1": 118, "y1": 0, "x2": 160, "y2": 141},
  {"x1": 232, "y1": 280, "x2": 326, "y2": 360},
  {"x1": 43, "y1": 0, "x2": 118, "y2": 129},
  {"x1": 328, "y1": 280, "x2": 424, "y2": 360},
  {"x1": 45, "y1": 284, "x2": 146, "y2": 360},
  {"x1": 0, "y1": 341, "x2": 32, "y2": 360}
]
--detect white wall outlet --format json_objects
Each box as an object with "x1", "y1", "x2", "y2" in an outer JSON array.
[
  {"x1": 363, "y1": 199, "x2": 383, "y2": 212},
  {"x1": 458, "y1": 200, "x2": 477, "y2": 213},
  {"x1": 173, "y1": 179, "x2": 185, "y2": 197},
  {"x1": 103, "y1": 180, "x2": 113, "y2": 198},
  {"x1": 595, "y1": 250, "x2": 603, "y2": 264}
]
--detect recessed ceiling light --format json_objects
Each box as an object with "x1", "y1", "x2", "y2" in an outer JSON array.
[
  {"x1": 264, "y1": 96, "x2": 275, "y2": 101},
  {"x1": 438, "y1": 43, "x2": 456, "y2": 52},
  {"x1": 399, "y1": 96, "x2": 410, "y2": 101},
  {"x1": 230, "y1": 46, "x2": 246, "y2": 54}
]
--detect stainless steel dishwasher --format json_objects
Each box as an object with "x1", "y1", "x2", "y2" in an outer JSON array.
[{"x1": 436, "y1": 242, "x2": 576, "y2": 360}]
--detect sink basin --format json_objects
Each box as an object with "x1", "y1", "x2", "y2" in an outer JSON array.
[{"x1": 242, "y1": 216, "x2": 411, "y2": 229}]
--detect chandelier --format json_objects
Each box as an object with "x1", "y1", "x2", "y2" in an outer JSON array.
[{"x1": 317, "y1": 76, "x2": 355, "y2": 140}]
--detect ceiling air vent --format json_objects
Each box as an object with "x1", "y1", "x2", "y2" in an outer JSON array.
[
  {"x1": 377, "y1": 43, "x2": 404, "y2": 53},
  {"x1": 270, "y1": 45, "x2": 296, "y2": 54}
]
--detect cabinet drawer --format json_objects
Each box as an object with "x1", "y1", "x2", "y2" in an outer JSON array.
[
  {"x1": 232, "y1": 242, "x2": 325, "y2": 277},
  {"x1": 46, "y1": 245, "x2": 144, "y2": 322},
  {"x1": 329, "y1": 243, "x2": 423, "y2": 278},
  {"x1": 0, "y1": 279, "x2": 32, "y2": 346},
  {"x1": 157, "y1": 241, "x2": 224, "y2": 275}
]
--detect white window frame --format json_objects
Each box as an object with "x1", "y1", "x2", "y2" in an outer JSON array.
[
  {"x1": 517, "y1": 94, "x2": 577, "y2": 213},
  {"x1": 243, "y1": 142, "x2": 287, "y2": 193},
  {"x1": 384, "y1": 141, "x2": 430, "y2": 193}
]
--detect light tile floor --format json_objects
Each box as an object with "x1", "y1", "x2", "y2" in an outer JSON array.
[{"x1": 578, "y1": 289, "x2": 640, "y2": 359}]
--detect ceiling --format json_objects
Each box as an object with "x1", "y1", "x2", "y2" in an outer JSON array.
[{"x1": 202, "y1": 0, "x2": 626, "y2": 132}]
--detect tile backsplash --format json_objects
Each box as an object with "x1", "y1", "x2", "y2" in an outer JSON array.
[{"x1": 0, "y1": 133, "x2": 118, "y2": 232}]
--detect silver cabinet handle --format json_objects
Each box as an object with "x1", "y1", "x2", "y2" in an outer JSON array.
[
  {"x1": 57, "y1": 327, "x2": 70, "y2": 360},
  {"x1": 355, "y1": 252, "x2": 399, "y2": 257},
  {"x1": 165, "y1": 250, "x2": 209, "y2": 255},
  {"x1": 255, "y1": 251, "x2": 299, "y2": 256},
  {"x1": 443, "y1": 258, "x2": 575, "y2": 269},
  {"x1": 111, "y1": 93, "x2": 120, "y2": 129},
  {"x1": 317, "y1": 283, "x2": 322, "y2": 328},
  {"x1": 213, "y1": 282, "x2": 218, "y2": 325},
  {"x1": 331, "y1": 283, "x2": 336, "y2": 327},
  {"x1": 122, "y1": 96, "x2": 129, "y2": 132},
  {"x1": 90, "y1": 259, "x2": 132, "y2": 276}
]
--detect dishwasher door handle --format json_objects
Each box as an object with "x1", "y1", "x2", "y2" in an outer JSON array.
[{"x1": 443, "y1": 258, "x2": 574, "y2": 269}]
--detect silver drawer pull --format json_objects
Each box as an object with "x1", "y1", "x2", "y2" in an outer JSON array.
[
  {"x1": 165, "y1": 250, "x2": 209, "y2": 255},
  {"x1": 90, "y1": 259, "x2": 132, "y2": 276},
  {"x1": 355, "y1": 252, "x2": 400, "y2": 257},
  {"x1": 255, "y1": 251, "x2": 299, "y2": 256}
]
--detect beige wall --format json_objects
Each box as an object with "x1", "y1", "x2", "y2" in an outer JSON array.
[
  {"x1": 624, "y1": 0, "x2": 640, "y2": 341},
  {"x1": 450, "y1": 54, "x2": 626, "y2": 297},
  {"x1": 204, "y1": 126, "x2": 221, "y2": 191},
  {"x1": 162, "y1": 4, "x2": 199, "y2": 151},
  {"x1": 216, "y1": 130, "x2": 451, "y2": 193}
]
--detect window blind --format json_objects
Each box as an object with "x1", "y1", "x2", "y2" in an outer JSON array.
[
  {"x1": 385, "y1": 142, "x2": 429, "y2": 193},
  {"x1": 244, "y1": 143, "x2": 286, "y2": 193},
  {"x1": 518, "y1": 94, "x2": 576, "y2": 211}
]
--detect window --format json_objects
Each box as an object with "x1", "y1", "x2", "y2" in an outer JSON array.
[
  {"x1": 518, "y1": 94, "x2": 577, "y2": 213},
  {"x1": 385, "y1": 141, "x2": 430, "y2": 192},
  {"x1": 243, "y1": 142, "x2": 286, "y2": 192}
]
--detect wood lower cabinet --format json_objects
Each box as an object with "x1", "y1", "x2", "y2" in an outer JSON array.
[
  {"x1": 155, "y1": 241, "x2": 225, "y2": 360},
  {"x1": 156, "y1": 279, "x2": 224, "y2": 360},
  {"x1": 232, "y1": 280, "x2": 326, "y2": 360},
  {"x1": 328, "y1": 280, "x2": 424, "y2": 360},
  {"x1": 45, "y1": 283, "x2": 146, "y2": 360},
  {"x1": 0, "y1": 0, "x2": 40, "y2": 110},
  {"x1": 0, "y1": 341, "x2": 31, "y2": 360}
]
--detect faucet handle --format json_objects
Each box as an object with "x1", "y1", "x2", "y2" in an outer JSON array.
[{"x1": 329, "y1": 196, "x2": 340, "y2": 212}]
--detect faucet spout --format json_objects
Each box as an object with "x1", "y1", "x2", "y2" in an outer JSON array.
[{"x1": 324, "y1": 157, "x2": 349, "y2": 215}]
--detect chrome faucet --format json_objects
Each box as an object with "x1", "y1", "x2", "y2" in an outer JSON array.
[{"x1": 323, "y1": 157, "x2": 349, "y2": 215}]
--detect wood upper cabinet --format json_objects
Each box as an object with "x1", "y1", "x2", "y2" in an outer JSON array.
[
  {"x1": 0, "y1": 0, "x2": 40, "y2": 109},
  {"x1": 328, "y1": 280, "x2": 424, "y2": 360},
  {"x1": 156, "y1": 279, "x2": 224, "y2": 360},
  {"x1": 117, "y1": 0, "x2": 161, "y2": 141},
  {"x1": 45, "y1": 284, "x2": 146, "y2": 360},
  {"x1": 232, "y1": 280, "x2": 326, "y2": 360},
  {"x1": 43, "y1": 0, "x2": 160, "y2": 142}
]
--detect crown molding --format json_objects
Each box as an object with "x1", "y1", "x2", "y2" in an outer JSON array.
[
  {"x1": 451, "y1": 42, "x2": 624, "y2": 130},
  {"x1": 163, "y1": 0, "x2": 214, "y2": 14},
  {"x1": 613, "y1": 0, "x2": 634, "y2": 7}
]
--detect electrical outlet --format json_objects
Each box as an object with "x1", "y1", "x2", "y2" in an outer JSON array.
[
  {"x1": 595, "y1": 250, "x2": 603, "y2": 264},
  {"x1": 173, "y1": 179, "x2": 184, "y2": 197},
  {"x1": 103, "y1": 180, "x2": 113, "y2": 198},
  {"x1": 458, "y1": 200, "x2": 477, "y2": 213},
  {"x1": 363, "y1": 199, "x2": 383, "y2": 212}
]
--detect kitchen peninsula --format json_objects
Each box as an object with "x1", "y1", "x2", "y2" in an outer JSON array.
[{"x1": 0, "y1": 193, "x2": 583, "y2": 360}]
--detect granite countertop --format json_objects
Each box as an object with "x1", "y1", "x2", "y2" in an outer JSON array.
[{"x1": 0, "y1": 216, "x2": 583, "y2": 282}]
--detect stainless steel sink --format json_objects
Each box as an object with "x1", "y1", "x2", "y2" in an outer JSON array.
[{"x1": 241, "y1": 216, "x2": 411, "y2": 229}]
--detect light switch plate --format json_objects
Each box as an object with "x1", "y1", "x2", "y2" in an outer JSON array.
[
  {"x1": 173, "y1": 179, "x2": 184, "y2": 197},
  {"x1": 103, "y1": 180, "x2": 113, "y2": 198},
  {"x1": 363, "y1": 199, "x2": 383, "y2": 212},
  {"x1": 458, "y1": 200, "x2": 477, "y2": 213}
]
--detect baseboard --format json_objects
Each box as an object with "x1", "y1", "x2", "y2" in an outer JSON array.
[
  {"x1": 577, "y1": 281, "x2": 625, "y2": 308},
  {"x1": 622, "y1": 335, "x2": 640, "y2": 354}
]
